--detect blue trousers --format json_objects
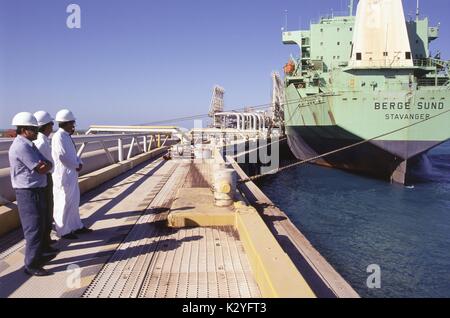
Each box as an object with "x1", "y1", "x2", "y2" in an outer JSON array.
[{"x1": 15, "y1": 188, "x2": 47, "y2": 269}]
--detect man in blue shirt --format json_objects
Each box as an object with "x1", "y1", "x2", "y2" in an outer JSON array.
[{"x1": 8, "y1": 112, "x2": 53, "y2": 276}]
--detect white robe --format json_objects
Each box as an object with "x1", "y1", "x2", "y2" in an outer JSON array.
[
  {"x1": 33, "y1": 132, "x2": 54, "y2": 173},
  {"x1": 52, "y1": 128, "x2": 84, "y2": 236}
]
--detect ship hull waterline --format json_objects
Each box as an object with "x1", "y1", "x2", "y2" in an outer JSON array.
[{"x1": 286, "y1": 125, "x2": 445, "y2": 184}]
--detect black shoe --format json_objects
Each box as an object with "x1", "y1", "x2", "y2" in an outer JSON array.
[
  {"x1": 61, "y1": 233, "x2": 79, "y2": 240},
  {"x1": 24, "y1": 267, "x2": 51, "y2": 277},
  {"x1": 74, "y1": 227, "x2": 93, "y2": 234},
  {"x1": 43, "y1": 246, "x2": 60, "y2": 254}
]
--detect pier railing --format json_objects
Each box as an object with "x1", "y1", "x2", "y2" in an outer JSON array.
[
  {"x1": 75, "y1": 133, "x2": 160, "y2": 164},
  {"x1": 0, "y1": 128, "x2": 178, "y2": 205}
]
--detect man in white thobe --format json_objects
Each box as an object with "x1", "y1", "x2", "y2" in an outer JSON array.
[{"x1": 52, "y1": 109, "x2": 92, "y2": 239}]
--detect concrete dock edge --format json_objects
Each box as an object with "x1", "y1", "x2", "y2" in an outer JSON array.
[{"x1": 227, "y1": 155, "x2": 360, "y2": 298}]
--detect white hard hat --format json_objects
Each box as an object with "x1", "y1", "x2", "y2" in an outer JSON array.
[
  {"x1": 55, "y1": 109, "x2": 76, "y2": 122},
  {"x1": 34, "y1": 111, "x2": 54, "y2": 126},
  {"x1": 11, "y1": 112, "x2": 39, "y2": 127}
]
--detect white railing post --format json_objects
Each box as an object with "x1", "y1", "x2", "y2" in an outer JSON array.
[
  {"x1": 77, "y1": 142, "x2": 88, "y2": 157},
  {"x1": 101, "y1": 141, "x2": 115, "y2": 164},
  {"x1": 118, "y1": 138, "x2": 124, "y2": 162},
  {"x1": 143, "y1": 136, "x2": 148, "y2": 153},
  {"x1": 148, "y1": 136, "x2": 154, "y2": 152},
  {"x1": 127, "y1": 137, "x2": 135, "y2": 160},
  {"x1": 161, "y1": 135, "x2": 169, "y2": 147}
]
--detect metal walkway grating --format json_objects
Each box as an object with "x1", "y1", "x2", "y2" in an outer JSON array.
[{"x1": 84, "y1": 225, "x2": 260, "y2": 298}]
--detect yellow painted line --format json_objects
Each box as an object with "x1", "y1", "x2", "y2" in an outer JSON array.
[
  {"x1": 167, "y1": 211, "x2": 235, "y2": 228},
  {"x1": 167, "y1": 188, "x2": 235, "y2": 228},
  {"x1": 235, "y1": 205, "x2": 316, "y2": 298}
]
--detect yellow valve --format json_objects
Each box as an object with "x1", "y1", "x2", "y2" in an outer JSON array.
[{"x1": 220, "y1": 182, "x2": 231, "y2": 194}]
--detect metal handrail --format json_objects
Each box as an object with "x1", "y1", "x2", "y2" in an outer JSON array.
[
  {"x1": 73, "y1": 133, "x2": 146, "y2": 144},
  {"x1": 417, "y1": 78, "x2": 449, "y2": 87},
  {"x1": 0, "y1": 132, "x2": 161, "y2": 165},
  {"x1": 76, "y1": 133, "x2": 161, "y2": 162},
  {"x1": 413, "y1": 59, "x2": 433, "y2": 67}
]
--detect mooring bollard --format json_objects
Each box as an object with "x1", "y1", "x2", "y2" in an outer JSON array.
[{"x1": 213, "y1": 168, "x2": 237, "y2": 207}]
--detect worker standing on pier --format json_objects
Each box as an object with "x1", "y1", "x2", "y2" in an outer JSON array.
[
  {"x1": 33, "y1": 111, "x2": 58, "y2": 253},
  {"x1": 8, "y1": 112, "x2": 53, "y2": 276},
  {"x1": 52, "y1": 109, "x2": 92, "y2": 239}
]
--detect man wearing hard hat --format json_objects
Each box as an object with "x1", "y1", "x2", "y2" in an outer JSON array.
[
  {"x1": 52, "y1": 109, "x2": 92, "y2": 239},
  {"x1": 33, "y1": 111, "x2": 58, "y2": 254},
  {"x1": 8, "y1": 112, "x2": 53, "y2": 276}
]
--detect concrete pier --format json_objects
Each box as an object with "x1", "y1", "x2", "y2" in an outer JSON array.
[{"x1": 0, "y1": 135, "x2": 358, "y2": 298}]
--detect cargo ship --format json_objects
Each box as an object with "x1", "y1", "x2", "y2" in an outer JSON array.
[{"x1": 281, "y1": 0, "x2": 450, "y2": 184}]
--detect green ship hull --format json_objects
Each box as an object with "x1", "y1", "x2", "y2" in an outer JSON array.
[{"x1": 282, "y1": 1, "x2": 450, "y2": 183}]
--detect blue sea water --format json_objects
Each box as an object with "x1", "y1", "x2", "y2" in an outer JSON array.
[{"x1": 257, "y1": 141, "x2": 450, "y2": 298}]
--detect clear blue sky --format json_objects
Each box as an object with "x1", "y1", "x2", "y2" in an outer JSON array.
[{"x1": 1, "y1": 0, "x2": 449, "y2": 129}]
